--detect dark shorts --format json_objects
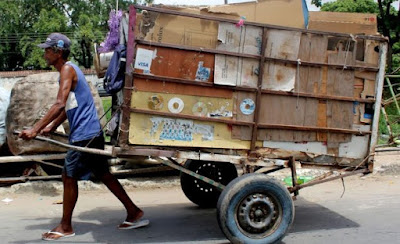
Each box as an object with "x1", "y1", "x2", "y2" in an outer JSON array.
[{"x1": 64, "y1": 135, "x2": 109, "y2": 180}]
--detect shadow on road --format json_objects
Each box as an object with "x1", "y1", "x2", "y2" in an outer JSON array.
[
  {"x1": 13, "y1": 198, "x2": 359, "y2": 244},
  {"x1": 290, "y1": 197, "x2": 359, "y2": 233}
]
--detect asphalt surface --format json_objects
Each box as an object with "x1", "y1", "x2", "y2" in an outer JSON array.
[{"x1": 0, "y1": 152, "x2": 399, "y2": 243}]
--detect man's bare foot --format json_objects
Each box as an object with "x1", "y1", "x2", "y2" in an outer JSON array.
[
  {"x1": 118, "y1": 209, "x2": 145, "y2": 229},
  {"x1": 42, "y1": 224, "x2": 75, "y2": 241}
]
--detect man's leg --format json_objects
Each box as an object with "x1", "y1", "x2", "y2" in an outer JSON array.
[
  {"x1": 89, "y1": 136, "x2": 145, "y2": 226},
  {"x1": 42, "y1": 173, "x2": 78, "y2": 240},
  {"x1": 97, "y1": 172, "x2": 144, "y2": 224}
]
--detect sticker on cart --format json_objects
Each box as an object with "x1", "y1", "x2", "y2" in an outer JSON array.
[
  {"x1": 134, "y1": 48, "x2": 153, "y2": 71},
  {"x1": 148, "y1": 95, "x2": 164, "y2": 110},
  {"x1": 240, "y1": 98, "x2": 255, "y2": 115},
  {"x1": 192, "y1": 102, "x2": 208, "y2": 117},
  {"x1": 160, "y1": 118, "x2": 193, "y2": 141},
  {"x1": 168, "y1": 97, "x2": 184, "y2": 114},
  {"x1": 195, "y1": 61, "x2": 210, "y2": 81}
]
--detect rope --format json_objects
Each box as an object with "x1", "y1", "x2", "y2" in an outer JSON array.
[{"x1": 85, "y1": 106, "x2": 121, "y2": 148}]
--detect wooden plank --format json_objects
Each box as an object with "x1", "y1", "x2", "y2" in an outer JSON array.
[
  {"x1": 214, "y1": 23, "x2": 262, "y2": 87},
  {"x1": 134, "y1": 44, "x2": 215, "y2": 82},
  {"x1": 131, "y1": 91, "x2": 234, "y2": 119},
  {"x1": 302, "y1": 34, "x2": 328, "y2": 141},
  {"x1": 317, "y1": 65, "x2": 329, "y2": 142},
  {"x1": 292, "y1": 33, "x2": 312, "y2": 142},
  {"x1": 258, "y1": 95, "x2": 316, "y2": 141},
  {"x1": 262, "y1": 29, "x2": 301, "y2": 91},
  {"x1": 296, "y1": 33, "x2": 311, "y2": 93},
  {"x1": 136, "y1": 5, "x2": 387, "y2": 42},
  {"x1": 259, "y1": 30, "x2": 303, "y2": 142},
  {"x1": 326, "y1": 47, "x2": 355, "y2": 143},
  {"x1": 128, "y1": 113, "x2": 250, "y2": 149},
  {"x1": 214, "y1": 56, "x2": 259, "y2": 87},
  {"x1": 304, "y1": 35, "x2": 329, "y2": 142},
  {"x1": 232, "y1": 91, "x2": 256, "y2": 140},
  {"x1": 327, "y1": 101, "x2": 353, "y2": 143},
  {"x1": 119, "y1": 5, "x2": 137, "y2": 146},
  {"x1": 353, "y1": 78, "x2": 364, "y2": 124},
  {"x1": 364, "y1": 40, "x2": 380, "y2": 66},
  {"x1": 355, "y1": 70, "x2": 377, "y2": 81},
  {"x1": 134, "y1": 78, "x2": 232, "y2": 99}
]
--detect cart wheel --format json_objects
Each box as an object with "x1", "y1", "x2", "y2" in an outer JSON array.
[
  {"x1": 180, "y1": 160, "x2": 238, "y2": 208},
  {"x1": 217, "y1": 173, "x2": 294, "y2": 244}
]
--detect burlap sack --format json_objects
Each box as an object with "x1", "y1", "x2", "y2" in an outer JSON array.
[{"x1": 6, "y1": 72, "x2": 105, "y2": 155}]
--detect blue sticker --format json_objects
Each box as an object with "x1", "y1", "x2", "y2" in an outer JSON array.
[
  {"x1": 57, "y1": 40, "x2": 64, "y2": 48},
  {"x1": 195, "y1": 61, "x2": 210, "y2": 81},
  {"x1": 159, "y1": 119, "x2": 193, "y2": 141},
  {"x1": 240, "y1": 98, "x2": 255, "y2": 115}
]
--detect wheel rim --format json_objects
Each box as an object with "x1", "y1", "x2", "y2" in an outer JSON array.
[
  {"x1": 236, "y1": 193, "x2": 282, "y2": 238},
  {"x1": 193, "y1": 162, "x2": 222, "y2": 193}
]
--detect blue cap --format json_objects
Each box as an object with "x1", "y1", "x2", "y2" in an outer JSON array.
[{"x1": 38, "y1": 33, "x2": 71, "y2": 49}]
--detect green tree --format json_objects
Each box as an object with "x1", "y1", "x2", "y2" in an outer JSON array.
[
  {"x1": 320, "y1": 0, "x2": 378, "y2": 13},
  {"x1": 0, "y1": 0, "x2": 137, "y2": 70},
  {"x1": 0, "y1": 0, "x2": 59, "y2": 70},
  {"x1": 20, "y1": 8, "x2": 69, "y2": 69}
]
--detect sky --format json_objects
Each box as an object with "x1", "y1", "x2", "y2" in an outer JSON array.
[{"x1": 152, "y1": 0, "x2": 399, "y2": 11}]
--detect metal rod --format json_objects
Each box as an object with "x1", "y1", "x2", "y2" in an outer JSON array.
[
  {"x1": 382, "y1": 92, "x2": 400, "y2": 106},
  {"x1": 0, "y1": 154, "x2": 66, "y2": 163},
  {"x1": 369, "y1": 42, "x2": 388, "y2": 154},
  {"x1": 13, "y1": 131, "x2": 113, "y2": 156},
  {"x1": 133, "y1": 73, "x2": 375, "y2": 104},
  {"x1": 129, "y1": 108, "x2": 371, "y2": 135},
  {"x1": 251, "y1": 27, "x2": 268, "y2": 151},
  {"x1": 130, "y1": 108, "x2": 255, "y2": 126},
  {"x1": 375, "y1": 147, "x2": 400, "y2": 152},
  {"x1": 166, "y1": 158, "x2": 225, "y2": 190},
  {"x1": 385, "y1": 77, "x2": 400, "y2": 115},
  {"x1": 132, "y1": 72, "x2": 253, "y2": 92},
  {"x1": 257, "y1": 123, "x2": 371, "y2": 135},
  {"x1": 381, "y1": 107, "x2": 393, "y2": 142},
  {"x1": 35, "y1": 160, "x2": 64, "y2": 169},
  {"x1": 288, "y1": 168, "x2": 369, "y2": 193},
  {"x1": 263, "y1": 56, "x2": 379, "y2": 72},
  {"x1": 0, "y1": 175, "x2": 62, "y2": 184},
  {"x1": 289, "y1": 157, "x2": 299, "y2": 196},
  {"x1": 110, "y1": 165, "x2": 175, "y2": 175},
  {"x1": 136, "y1": 39, "x2": 379, "y2": 72},
  {"x1": 133, "y1": 4, "x2": 387, "y2": 42},
  {"x1": 310, "y1": 171, "x2": 334, "y2": 182},
  {"x1": 255, "y1": 166, "x2": 285, "y2": 174},
  {"x1": 136, "y1": 40, "x2": 261, "y2": 59},
  {"x1": 119, "y1": 5, "x2": 137, "y2": 147},
  {"x1": 261, "y1": 89, "x2": 375, "y2": 103}
]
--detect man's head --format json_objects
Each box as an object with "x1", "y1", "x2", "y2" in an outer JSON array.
[{"x1": 38, "y1": 33, "x2": 71, "y2": 61}]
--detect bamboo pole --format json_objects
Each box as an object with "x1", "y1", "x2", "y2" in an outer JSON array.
[{"x1": 0, "y1": 154, "x2": 66, "y2": 164}]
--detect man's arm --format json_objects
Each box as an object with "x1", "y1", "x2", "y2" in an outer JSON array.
[
  {"x1": 19, "y1": 65, "x2": 76, "y2": 140},
  {"x1": 41, "y1": 110, "x2": 67, "y2": 136}
]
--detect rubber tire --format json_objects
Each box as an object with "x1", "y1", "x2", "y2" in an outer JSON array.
[
  {"x1": 180, "y1": 160, "x2": 238, "y2": 208},
  {"x1": 217, "y1": 173, "x2": 294, "y2": 244}
]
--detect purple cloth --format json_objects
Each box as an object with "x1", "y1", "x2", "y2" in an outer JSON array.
[{"x1": 99, "y1": 10, "x2": 123, "y2": 53}]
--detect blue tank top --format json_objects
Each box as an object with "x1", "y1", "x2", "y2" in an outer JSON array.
[{"x1": 64, "y1": 61, "x2": 101, "y2": 143}]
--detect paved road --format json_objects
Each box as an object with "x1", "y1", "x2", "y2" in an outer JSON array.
[{"x1": 0, "y1": 172, "x2": 399, "y2": 244}]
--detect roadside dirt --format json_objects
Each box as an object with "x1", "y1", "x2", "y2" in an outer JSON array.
[{"x1": 0, "y1": 151, "x2": 398, "y2": 198}]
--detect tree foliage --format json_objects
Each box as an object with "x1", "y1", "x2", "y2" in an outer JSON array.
[
  {"x1": 320, "y1": 0, "x2": 378, "y2": 13},
  {"x1": 0, "y1": 0, "x2": 140, "y2": 70}
]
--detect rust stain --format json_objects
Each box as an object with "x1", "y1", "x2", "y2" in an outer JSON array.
[{"x1": 275, "y1": 70, "x2": 284, "y2": 82}]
